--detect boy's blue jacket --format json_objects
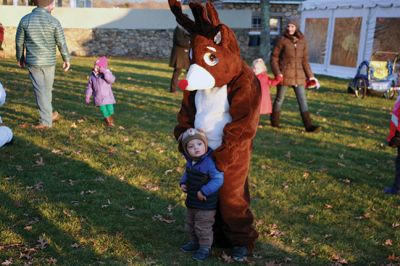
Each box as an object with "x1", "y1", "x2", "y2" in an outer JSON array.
[{"x1": 180, "y1": 148, "x2": 224, "y2": 210}]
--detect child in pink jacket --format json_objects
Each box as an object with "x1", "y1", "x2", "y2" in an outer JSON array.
[
  {"x1": 252, "y1": 58, "x2": 282, "y2": 115},
  {"x1": 385, "y1": 95, "x2": 400, "y2": 195},
  {"x1": 85, "y1": 56, "x2": 116, "y2": 127}
]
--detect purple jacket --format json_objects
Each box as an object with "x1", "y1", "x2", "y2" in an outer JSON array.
[{"x1": 85, "y1": 68, "x2": 116, "y2": 106}]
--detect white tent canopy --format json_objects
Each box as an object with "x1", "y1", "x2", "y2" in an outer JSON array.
[{"x1": 300, "y1": 0, "x2": 400, "y2": 78}]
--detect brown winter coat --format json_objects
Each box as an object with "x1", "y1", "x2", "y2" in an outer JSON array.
[
  {"x1": 169, "y1": 26, "x2": 190, "y2": 69},
  {"x1": 270, "y1": 31, "x2": 313, "y2": 86}
]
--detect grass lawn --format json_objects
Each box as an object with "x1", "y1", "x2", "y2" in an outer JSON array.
[{"x1": 0, "y1": 56, "x2": 399, "y2": 265}]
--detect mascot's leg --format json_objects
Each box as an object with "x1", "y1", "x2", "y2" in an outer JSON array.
[{"x1": 217, "y1": 144, "x2": 258, "y2": 252}]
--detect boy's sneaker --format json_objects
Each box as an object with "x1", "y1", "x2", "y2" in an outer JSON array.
[
  {"x1": 384, "y1": 186, "x2": 399, "y2": 195},
  {"x1": 231, "y1": 246, "x2": 247, "y2": 262},
  {"x1": 192, "y1": 247, "x2": 210, "y2": 261},
  {"x1": 180, "y1": 242, "x2": 198, "y2": 253}
]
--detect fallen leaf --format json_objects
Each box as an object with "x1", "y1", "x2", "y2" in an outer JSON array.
[
  {"x1": 164, "y1": 169, "x2": 173, "y2": 175},
  {"x1": 284, "y1": 151, "x2": 292, "y2": 159},
  {"x1": 388, "y1": 253, "x2": 400, "y2": 262},
  {"x1": 221, "y1": 251, "x2": 234, "y2": 263},
  {"x1": 70, "y1": 122, "x2": 77, "y2": 128},
  {"x1": 71, "y1": 243, "x2": 80, "y2": 249},
  {"x1": 384, "y1": 239, "x2": 393, "y2": 246},
  {"x1": 1, "y1": 258, "x2": 13, "y2": 265},
  {"x1": 47, "y1": 257, "x2": 57, "y2": 265},
  {"x1": 303, "y1": 172, "x2": 310, "y2": 179},
  {"x1": 338, "y1": 153, "x2": 345, "y2": 159},
  {"x1": 324, "y1": 204, "x2": 333, "y2": 209},
  {"x1": 392, "y1": 223, "x2": 400, "y2": 228},
  {"x1": 51, "y1": 149, "x2": 63, "y2": 155},
  {"x1": 152, "y1": 214, "x2": 175, "y2": 224},
  {"x1": 118, "y1": 126, "x2": 125, "y2": 130},
  {"x1": 37, "y1": 235, "x2": 48, "y2": 250},
  {"x1": 339, "y1": 178, "x2": 351, "y2": 184}
]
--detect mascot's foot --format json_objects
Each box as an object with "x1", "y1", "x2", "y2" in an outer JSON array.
[{"x1": 231, "y1": 246, "x2": 248, "y2": 262}]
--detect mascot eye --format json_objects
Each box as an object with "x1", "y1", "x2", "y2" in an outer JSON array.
[
  {"x1": 189, "y1": 49, "x2": 193, "y2": 60},
  {"x1": 203, "y1": 52, "x2": 219, "y2": 66}
]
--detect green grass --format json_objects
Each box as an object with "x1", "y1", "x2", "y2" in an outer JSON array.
[{"x1": 0, "y1": 56, "x2": 399, "y2": 265}]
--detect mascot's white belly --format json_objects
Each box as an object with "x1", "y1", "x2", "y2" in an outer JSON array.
[{"x1": 194, "y1": 85, "x2": 232, "y2": 150}]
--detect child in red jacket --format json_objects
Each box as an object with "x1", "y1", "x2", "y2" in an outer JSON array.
[
  {"x1": 385, "y1": 95, "x2": 400, "y2": 195},
  {"x1": 252, "y1": 58, "x2": 282, "y2": 116}
]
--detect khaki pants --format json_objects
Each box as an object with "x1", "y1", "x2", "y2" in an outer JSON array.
[{"x1": 185, "y1": 208, "x2": 216, "y2": 248}]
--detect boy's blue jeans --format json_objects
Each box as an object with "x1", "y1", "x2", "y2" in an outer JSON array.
[
  {"x1": 28, "y1": 65, "x2": 55, "y2": 127},
  {"x1": 273, "y1": 85, "x2": 309, "y2": 113}
]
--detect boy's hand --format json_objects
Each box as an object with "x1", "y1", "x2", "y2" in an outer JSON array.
[
  {"x1": 180, "y1": 184, "x2": 187, "y2": 192},
  {"x1": 197, "y1": 191, "x2": 207, "y2": 201}
]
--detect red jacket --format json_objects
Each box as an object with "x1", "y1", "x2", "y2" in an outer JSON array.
[
  {"x1": 388, "y1": 96, "x2": 400, "y2": 142},
  {"x1": 256, "y1": 72, "x2": 282, "y2": 114}
]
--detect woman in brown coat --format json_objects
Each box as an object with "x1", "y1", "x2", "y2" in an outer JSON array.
[
  {"x1": 270, "y1": 18, "x2": 320, "y2": 132},
  {"x1": 169, "y1": 25, "x2": 190, "y2": 93}
]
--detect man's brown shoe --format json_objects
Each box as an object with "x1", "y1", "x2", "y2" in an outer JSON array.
[
  {"x1": 33, "y1": 124, "x2": 49, "y2": 130},
  {"x1": 52, "y1": 111, "x2": 59, "y2": 122}
]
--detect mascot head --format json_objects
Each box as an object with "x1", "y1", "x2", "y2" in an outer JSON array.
[{"x1": 169, "y1": 0, "x2": 242, "y2": 91}]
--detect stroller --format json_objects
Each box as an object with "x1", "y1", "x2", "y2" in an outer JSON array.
[{"x1": 348, "y1": 51, "x2": 400, "y2": 99}]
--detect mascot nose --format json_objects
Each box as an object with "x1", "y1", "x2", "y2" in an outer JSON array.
[{"x1": 178, "y1": 80, "x2": 189, "y2": 91}]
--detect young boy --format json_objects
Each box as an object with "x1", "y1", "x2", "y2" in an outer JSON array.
[
  {"x1": 179, "y1": 128, "x2": 224, "y2": 261},
  {"x1": 385, "y1": 95, "x2": 400, "y2": 195}
]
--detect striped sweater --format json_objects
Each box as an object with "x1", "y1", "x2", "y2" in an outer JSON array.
[{"x1": 15, "y1": 7, "x2": 70, "y2": 67}]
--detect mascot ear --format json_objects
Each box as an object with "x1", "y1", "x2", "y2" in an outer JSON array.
[{"x1": 214, "y1": 31, "x2": 222, "y2": 45}]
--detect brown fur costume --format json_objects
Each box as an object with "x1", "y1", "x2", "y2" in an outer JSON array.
[{"x1": 169, "y1": 0, "x2": 260, "y2": 251}]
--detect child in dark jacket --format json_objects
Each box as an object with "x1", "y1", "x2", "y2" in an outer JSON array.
[
  {"x1": 385, "y1": 95, "x2": 400, "y2": 195},
  {"x1": 178, "y1": 128, "x2": 224, "y2": 261},
  {"x1": 85, "y1": 56, "x2": 116, "y2": 127}
]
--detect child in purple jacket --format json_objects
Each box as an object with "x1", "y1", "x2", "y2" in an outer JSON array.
[{"x1": 85, "y1": 56, "x2": 116, "y2": 127}]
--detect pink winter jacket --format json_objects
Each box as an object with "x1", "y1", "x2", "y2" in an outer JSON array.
[
  {"x1": 387, "y1": 96, "x2": 400, "y2": 143},
  {"x1": 85, "y1": 68, "x2": 116, "y2": 106}
]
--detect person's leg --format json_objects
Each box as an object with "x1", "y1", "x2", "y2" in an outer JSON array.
[
  {"x1": 106, "y1": 104, "x2": 115, "y2": 125},
  {"x1": 394, "y1": 146, "x2": 400, "y2": 190},
  {"x1": 181, "y1": 208, "x2": 199, "y2": 252},
  {"x1": 170, "y1": 68, "x2": 182, "y2": 92},
  {"x1": 385, "y1": 146, "x2": 400, "y2": 194},
  {"x1": 99, "y1": 105, "x2": 111, "y2": 118},
  {"x1": 29, "y1": 66, "x2": 55, "y2": 127},
  {"x1": 0, "y1": 126, "x2": 13, "y2": 148},
  {"x1": 295, "y1": 85, "x2": 320, "y2": 132},
  {"x1": 192, "y1": 209, "x2": 215, "y2": 260},
  {"x1": 271, "y1": 86, "x2": 288, "y2": 127},
  {"x1": 0, "y1": 41, "x2": 3, "y2": 50}
]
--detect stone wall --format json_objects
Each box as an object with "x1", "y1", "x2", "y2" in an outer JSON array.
[{"x1": 3, "y1": 27, "x2": 260, "y2": 61}]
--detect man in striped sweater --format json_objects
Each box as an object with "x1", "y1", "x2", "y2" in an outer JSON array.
[{"x1": 15, "y1": 0, "x2": 70, "y2": 129}]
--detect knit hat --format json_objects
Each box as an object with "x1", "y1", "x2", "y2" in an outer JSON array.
[
  {"x1": 34, "y1": 0, "x2": 55, "y2": 7},
  {"x1": 95, "y1": 56, "x2": 108, "y2": 69},
  {"x1": 286, "y1": 16, "x2": 300, "y2": 29},
  {"x1": 180, "y1": 128, "x2": 208, "y2": 158}
]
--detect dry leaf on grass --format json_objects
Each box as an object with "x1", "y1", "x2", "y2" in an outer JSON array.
[
  {"x1": 34, "y1": 157, "x2": 45, "y2": 166},
  {"x1": 384, "y1": 239, "x2": 393, "y2": 246},
  {"x1": 1, "y1": 258, "x2": 13, "y2": 266},
  {"x1": 37, "y1": 235, "x2": 48, "y2": 250},
  {"x1": 221, "y1": 251, "x2": 234, "y2": 263},
  {"x1": 388, "y1": 253, "x2": 400, "y2": 262},
  {"x1": 71, "y1": 243, "x2": 80, "y2": 249},
  {"x1": 331, "y1": 254, "x2": 348, "y2": 264},
  {"x1": 324, "y1": 204, "x2": 333, "y2": 209},
  {"x1": 152, "y1": 214, "x2": 175, "y2": 224},
  {"x1": 392, "y1": 223, "x2": 400, "y2": 228},
  {"x1": 70, "y1": 122, "x2": 77, "y2": 128},
  {"x1": 47, "y1": 257, "x2": 57, "y2": 265},
  {"x1": 164, "y1": 169, "x2": 173, "y2": 175}
]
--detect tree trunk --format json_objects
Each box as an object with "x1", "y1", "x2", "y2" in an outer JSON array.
[
  {"x1": 2, "y1": 0, "x2": 8, "y2": 5},
  {"x1": 58, "y1": 0, "x2": 62, "y2": 6},
  {"x1": 259, "y1": 0, "x2": 271, "y2": 62}
]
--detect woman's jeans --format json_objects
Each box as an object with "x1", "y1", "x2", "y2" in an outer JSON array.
[{"x1": 273, "y1": 85, "x2": 309, "y2": 113}]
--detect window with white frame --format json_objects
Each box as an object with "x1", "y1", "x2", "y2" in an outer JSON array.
[
  {"x1": 74, "y1": 0, "x2": 92, "y2": 7},
  {"x1": 249, "y1": 14, "x2": 282, "y2": 46}
]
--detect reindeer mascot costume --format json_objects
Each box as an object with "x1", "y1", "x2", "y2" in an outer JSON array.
[{"x1": 169, "y1": 0, "x2": 260, "y2": 260}]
